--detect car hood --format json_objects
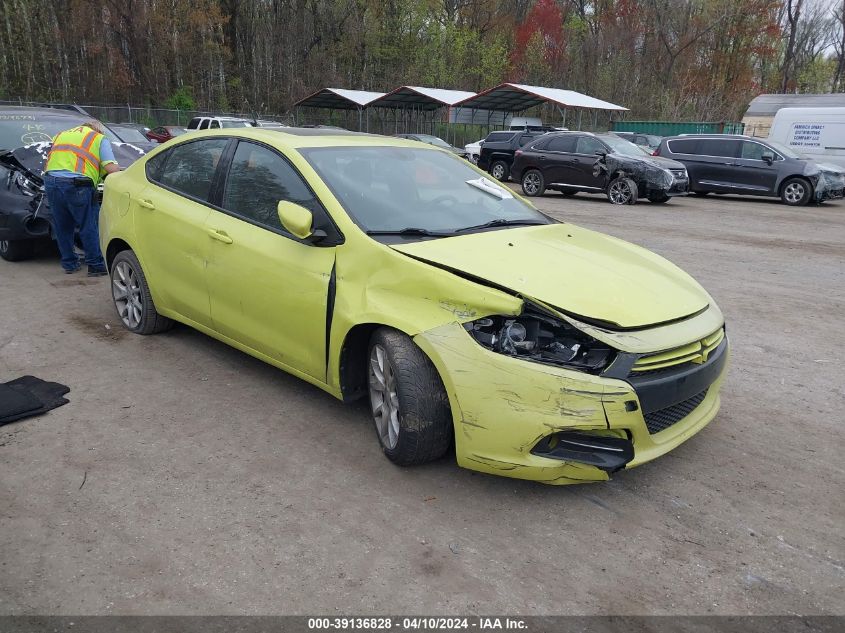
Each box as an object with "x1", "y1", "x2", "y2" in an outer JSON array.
[
  {"x1": 615, "y1": 153, "x2": 685, "y2": 171},
  {"x1": 391, "y1": 223, "x2": 710, "y2": 329},
  {"x1": 9, "y1": 141, "x2": 147, "y2": 180}
]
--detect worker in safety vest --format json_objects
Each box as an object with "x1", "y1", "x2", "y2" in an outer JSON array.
[{"x1": 43, "y1": 121, "x2": 120, "y2": 275}]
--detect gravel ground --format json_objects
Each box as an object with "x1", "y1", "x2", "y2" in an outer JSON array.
[{"x1": 0, "y1": 191, "x2": 843, "y2": 615}]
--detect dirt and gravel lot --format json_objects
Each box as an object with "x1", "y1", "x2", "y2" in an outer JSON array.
[{"x1": 1, "y1": 192, "x2": 843, "y2": 616}]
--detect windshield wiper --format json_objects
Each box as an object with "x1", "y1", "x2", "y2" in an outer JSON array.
[
  {"x1": 454, "y1": 218, "x2": 548, "y2": 233},
  {"x1": 365, "y1": 227, "x2": 452, "y2": 237}
]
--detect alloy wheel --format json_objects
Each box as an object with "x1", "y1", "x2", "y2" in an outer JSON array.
[
  {"x1": 523, "y1": 172, "x2": 541, "y2": 195},
  {"x1": 609, "y1": 180, "x2": 633, "y2": 204},
  {"x1": 0, "y1": 240, "x2": 8, "y2": 254},
  {"x1": 112, "y1": 261, "x2": 143, "y2": 329},
  {"x1": 491, "y1": 164, "x2": 505, "y2": 180},
  {"x1": 783, "y1": 182, "x2": 805, "y2": 204},
  {"x1": 369, "y1": 344, "x2": 400, "y2": 450}
]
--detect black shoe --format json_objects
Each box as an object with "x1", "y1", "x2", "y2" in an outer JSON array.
[
  {"x1": 87, "y1": 266, "x2": 108, "y2": 277},
  {"x1": 64, "y1": 265, "x2": 81, "y2": 274}
]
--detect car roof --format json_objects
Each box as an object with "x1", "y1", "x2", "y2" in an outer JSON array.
[
  {"x1": 668, "y1": 134, "x2": 751, "y2": 140},
  {"x1": 0, "y1": 105, "x2": 91, "y2": 118},
  {"x1": 163, "y1": 127, "x2": 446, "y2": 150}
]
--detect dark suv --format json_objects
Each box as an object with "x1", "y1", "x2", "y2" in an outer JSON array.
[
  {"x1": 511, "y1": 132, "x2": 689, "y2": 204},
  {"x1": 477, "y1": 130, "x2": 546, "y2": 181},
  {"x1": 655, "y1": 135, "x2": 845, "y2": 206}
]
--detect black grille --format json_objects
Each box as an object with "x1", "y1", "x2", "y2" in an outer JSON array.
[{"x1": 643, "y1": 389, "x2": 708, "y2": 434}]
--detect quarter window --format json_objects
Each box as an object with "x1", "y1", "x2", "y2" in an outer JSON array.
[
  {"x1": 222, "y1": 141, "x2": 319, "y2": 232},
  {"x1": 667, "y1": 139, "x2": 698, "y2": 154},
  {"x1": 157, "y1": 138, "x2": 228, "y2": 200}
]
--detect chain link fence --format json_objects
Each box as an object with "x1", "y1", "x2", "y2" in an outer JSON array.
[{"x1": 0, "y1": 99, "x2": 294, "y2": 127}]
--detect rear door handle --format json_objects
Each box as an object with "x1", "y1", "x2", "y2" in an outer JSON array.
[
  {"x1": 207, "y1": 228, "x2": 233, "y2": 244},
  {"x1": 137, "y1": 198, "x2": 155, "y2": 210},
  {"x1": 538, "y1": 155, "x2": 546, "y2": 160}
]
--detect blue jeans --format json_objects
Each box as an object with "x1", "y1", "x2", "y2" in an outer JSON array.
[{"x1": 44, "y1": 174, "x2": 105, "y2": 271}]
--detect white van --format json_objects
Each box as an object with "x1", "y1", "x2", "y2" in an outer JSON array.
[{"x1": 768, "y1": 107, "x2": 845, "y2": 169}]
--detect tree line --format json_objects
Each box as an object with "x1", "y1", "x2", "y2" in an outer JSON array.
[{"x1": 1, "y1": 0, "x2": 843, "y2": 121}]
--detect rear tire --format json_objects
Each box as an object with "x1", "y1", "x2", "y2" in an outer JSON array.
[
  {"x1": 490, "y1": 160, "x2": 510, "y2": 182},
  {"x1": 780, "y1": 177, "x2": 812, "y2": 206},
  {"x1": 0, "y1": 239, "x2": 35, "y2": 262},
  {"x1": 110, "y1": 250, "x2": 174, "y2": 335},
  {"x1": 521, "y1": 169, "x2": 545, "y2": 197},
  {"x1": 607, "y1": 177, "x2": 638, "y2": 205},
  {"x1": 692, "y1": 191, "x2": 710, "y2": 197},
  {"x1": 367, "y1": 328, "x2": 452, "y2": 466}
]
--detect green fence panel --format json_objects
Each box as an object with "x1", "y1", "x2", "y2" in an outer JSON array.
[{"x1": 611, "y1": 120, "x2": 745, "y2": 136}]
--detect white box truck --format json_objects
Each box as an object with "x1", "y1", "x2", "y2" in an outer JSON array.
[{"x1": 768, "y1": 107, "x2": 845, "y2": 168}]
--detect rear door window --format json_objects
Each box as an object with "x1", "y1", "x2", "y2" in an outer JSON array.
[
  {"x1": 697, "y1": 139, "x2": 740, "y2": 158},
  {"x1": 546, "y1": 136, "x2": 577, "y2": 153},
  {"x1": 157, "y1": 138, "x2": 229, "y2": 201},
  {"x1": 518, "y1": 134, "x2": 537, "y2": 146},
  {"x1": 198, "y1": 119, "x2": 210, "y2": 130}
]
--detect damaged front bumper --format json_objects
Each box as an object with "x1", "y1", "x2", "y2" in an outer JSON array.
[
  {"x1": 812, "y1": 168, "x2": 845, "y2": 202},
  {"x1": 414, "y1": 319, "x2": 729, "y2": 485}
]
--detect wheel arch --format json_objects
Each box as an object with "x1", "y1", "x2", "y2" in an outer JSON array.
[
  {"x1": 105, "y1": 238, "x2": 133, "y2": 270},
  {"x1": 778, "y1": 174, "x2": 813, "y2": 197},
  {"x1": 337, "y1": 322, "x2": 445, "y2": 403}
]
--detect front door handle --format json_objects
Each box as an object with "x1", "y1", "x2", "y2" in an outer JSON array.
[
  {"x1": 137, "y1": 198, "x2": 155, "y2": 210},
  {"x1": 207, "y1": 228, "x2": 233, "y2": 244}
]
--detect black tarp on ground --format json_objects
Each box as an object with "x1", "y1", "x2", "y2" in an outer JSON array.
[{"x1": 0, "y1": 376, "x2": 69, "y2": 425}]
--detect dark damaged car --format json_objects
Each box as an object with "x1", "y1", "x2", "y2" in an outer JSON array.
[
  {"x1": 0, "y1": 107, "x2": 146, "y2": 261},
  {"x1": 655, "y1": 134, "x2": 845, "y2": 206},
  {"x1": 512, "y1": 132, "x2": 689, "y2": 204}
]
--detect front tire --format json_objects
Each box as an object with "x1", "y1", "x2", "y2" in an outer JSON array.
[
  {"x1": 110, "y1": 250, "x2": 174, "y2": 335},
  {"x1": 521, "y1": 169, "x2": 545, "y2": 197},
  {"x1": 0, "y1": 239, "x2": 35, "y2": 262},
  {"x1": 607, "y1": 177, "x2": 638, "y2": 205},
  {"x1": 490, "y1": 160, "x2": 510, "y2": 182},
  {"x1": 780, "y1": 177, "x2": 812, "y2": 206},
  {"x1": 368, "y1": 328, "x2": 452, "y2": 466},
  {"x1": 648, "y1": 193, "x2": 670, "y2": 204}
]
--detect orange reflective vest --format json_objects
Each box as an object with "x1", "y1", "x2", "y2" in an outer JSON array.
[{"x1": 45, "y1": 126, "x2": 107, "y2": 184}]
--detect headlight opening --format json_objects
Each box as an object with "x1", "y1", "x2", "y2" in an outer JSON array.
[{"x1": 464, "y1": 307, "x2": 615, "y2": 373}]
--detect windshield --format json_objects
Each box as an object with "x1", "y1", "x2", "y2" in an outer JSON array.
[
  {"x1": 302, "y1": 146, "x2": 551, "y2": 235},
  {"x1": 414, "y1": 135, "x2": 452, "y2": 149},
  {"x1": 764, "y1": 139, "x2": 803, "y2": 159},
  {"x1": 110, "y1": 126, "x2": 148, "y2": 143},
  {"x1": 601, "y1": 136, "x2": 651, "y2": 157},
  {"x1": 0, "y1": 112, "x2": 119, "y2": 149}
]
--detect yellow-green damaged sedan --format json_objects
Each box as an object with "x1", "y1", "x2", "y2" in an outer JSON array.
[{"x1": 100, "y1": 128, "x2": 729, "y2": 484}]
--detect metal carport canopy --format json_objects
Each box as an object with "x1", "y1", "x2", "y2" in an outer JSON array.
[
  {"x1": 367, "y1": 86, "x2": 477, "y2": 110},
  {"x1": 453, "y1": 83, "x2": 628, "y2": 112},
  {"x1": 293, "y1": 88, "x2": 386, "y2": 110}
]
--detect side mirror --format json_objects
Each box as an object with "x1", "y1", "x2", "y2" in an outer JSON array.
[
  {"x1": 761, "y1": 152, "x2": 774, "y2": 165},
  {"x1": 595, "y1": 150, "x2": 607, "y2": 157},
  {"x1": 277, "y1": 201, "x2": 314, "y2": 240}
]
